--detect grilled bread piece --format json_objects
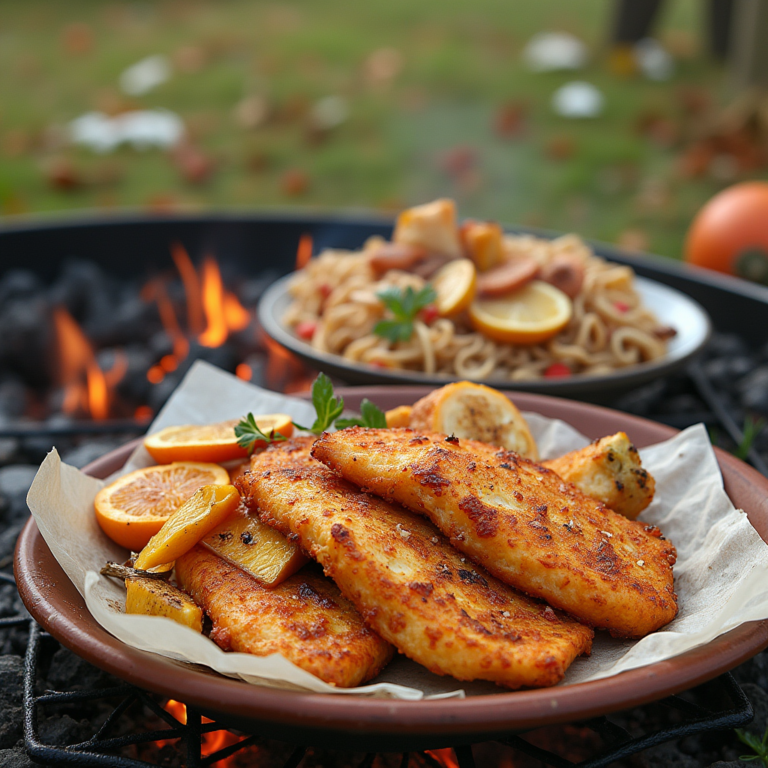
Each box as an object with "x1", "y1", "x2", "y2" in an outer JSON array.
[
  {"x1": 312, "y1": 428, "x2": 677, "y2": 638},
  {"x1": 236, "y1": 438, "x2": 593, "y2": 690},
  {"x1": 176, "y1": 546, "x2": 392, "y2": 688},
  {"x1": 542, "y1": 433, "x2": 655, "y2": 520}
]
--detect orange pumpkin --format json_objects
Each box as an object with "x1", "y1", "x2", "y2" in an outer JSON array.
[{"x1": 685, "y1": 182, "x2": 768, "y2": 285}]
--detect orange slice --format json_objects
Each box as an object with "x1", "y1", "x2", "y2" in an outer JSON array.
[
  {"x1": 144, "y1": 415, "x2": 293, "y2": 464},
  {"x1": 94, "y1": 462, "x2": 230, "y2": 551},
  {"x1": 468, "y1": 279, "x2": 572, "y2": 344},
  {"x1": 432, "y1": 258, "x2": 477, "y2": 317},
  {"x1": 135, "y1": 484, "x2": 240, "y2": 570}
]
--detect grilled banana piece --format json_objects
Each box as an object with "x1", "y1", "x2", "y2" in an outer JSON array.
[
  {"x1": 409, "y1": 382, "x2": 538, "y2": 460},
  {"x1": 125, "y1": 576, "x2": 203, "y2": 632},
  {"x1": 237, "y1": 438, "x2": 593, "y2": 690},
  {"x1": 543, "y1": 433, "x2": 655, "y2": 520},
  {"x1": 312, "y1": 428, "x2": 677, "y2": 638},
  {"x1": 176, "y1": 547, "x2": 393, "y2": 688}
]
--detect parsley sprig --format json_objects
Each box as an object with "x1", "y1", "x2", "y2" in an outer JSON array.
[
  {"x1": 336, "y1": 399, "x2": 388, "y2": 429},
  {"x1": 374, "y1": 284, "x2": 437, "y2": 343},
  {"x1": 293, "y1": 373, "x2": 387, "y2": 434},
  {"x1": 292, "y1": 372, "x2": 346, "y2": 435},
  {"x1": 234, "y1": 413, "x2": 287, "y2": 455}
]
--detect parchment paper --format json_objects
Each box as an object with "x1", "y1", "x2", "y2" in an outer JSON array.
[{"x1": 26, "y1": 361, "x2": 768, "y2": 699}]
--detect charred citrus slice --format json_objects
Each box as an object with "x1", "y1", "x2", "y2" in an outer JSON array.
[
  {"x1": 144, "y1": 415, "x2": 293, "y2": 464},
  {"x1": 432, "y1": 258, "x2": 477, "y2": 317},
  {"x1": 135, "y1": 484, "x2": 240, "y2": 570},
  {"x1": 94, "y1": 462, "x2": 230, "y2": 550},
  {"x1": 468, "y1": 280, "x2": 572, "y2": 344}
]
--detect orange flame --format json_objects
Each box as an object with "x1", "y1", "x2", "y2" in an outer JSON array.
[
  {"x1": 426, "y1": 749, "x2": 461, "y2": 768},
  {"x1": 52, "y1": 308, "x2": 125, "y2": 420},
  {"x1": 172, "y1": 243, "x2": 205, "y2": 335},
  {"x1": 295, "y1": 233, "x2": 313, "y2": 270},
  {"x1": 157, "y1": 699, "x2": 247, "y2": 765},
  {"x1": 199, "y1": 256, "x2": 250, "y2": 347}
]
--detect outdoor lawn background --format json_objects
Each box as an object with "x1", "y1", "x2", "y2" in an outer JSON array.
[{"x1": 0, "y1": 0, "x2": 753, "y2": 259}]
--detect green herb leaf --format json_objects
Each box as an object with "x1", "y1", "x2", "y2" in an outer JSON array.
[
  {"x1": 373, "y1": 284, "x2": 437, "y2": 343},
  {"x1": 234, "y1": 413, "x2": 287, "y2": 455},
  {"x1": 292, "y1": 372, "x2": 345, "y2": 435},
  {"x1": 736, "y1": 728, "x2": 768, "y2": 766},
  {"x1": 335, "y1": 399, "x2": 387, "y2": 430},
  {"x1": 736, "y1": 416, "x2": 766, "y2": 460}
]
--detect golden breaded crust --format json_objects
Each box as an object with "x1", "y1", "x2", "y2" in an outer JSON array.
[
  {"x1": 176, "y1": 546, "x2": 392, "y2": 688},
  {"x1": 236, "y1": 438, "x2": 593, "y2": 690},
  {"x1": 312, "y1": 428, "x2": 677, "y2": 638},
  {"x1": 542, "y1": 432, "x2": 655, "y2": 520}
]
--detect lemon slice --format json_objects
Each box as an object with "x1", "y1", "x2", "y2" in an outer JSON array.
[
  {"x1": 468, "y1": 280, "x2": 572, "y2": 344},
  {"x1": 432, "y1": 259, "x2": 477, "y2": 317}
]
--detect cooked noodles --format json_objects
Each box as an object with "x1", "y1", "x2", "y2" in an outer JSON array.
[{"x1": 283, "y1": 232, "x2": 671, "y2": 381}]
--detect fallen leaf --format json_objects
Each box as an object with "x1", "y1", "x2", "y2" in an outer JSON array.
[
  {"x1": 493, "y1": 102, "x2": 526, "y2": 139},
  {"x1": 62, "y1": 23, "x2": 93, "y2": 56},
  {"x1": 44, "y1": 158, "x2": 85, "y2": 191},
  {"x1": 545, "y1": 135, "x2": 577, "y2": 161},
  {"x1": 364, "y1": 48, "x2": 403, "y2": 84},
  {"x1": 280, "y1": 169, "x2": 309, "y2": 196}
]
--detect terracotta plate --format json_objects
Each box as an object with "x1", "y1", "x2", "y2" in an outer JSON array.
[{"x1": 14, "y1": 388, "x2": 768, "y2": 752}]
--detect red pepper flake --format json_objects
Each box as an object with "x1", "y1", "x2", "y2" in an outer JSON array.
[
  {"x1": 544, "y1": 362, "x2": 571, "y2": 378},
  {"x1": 614, "y1": 301, "x2": 629, "y2": 313},
  {"x1": 318, "y1": 283, "x2": 332, "y2": 299},
  {"x1": 369, "y1": 360, "x2": 389, "y2": 369},
  {"x1": 295, "y1": 321, "x2": 317, "y2": 340},
  {"x1": 420, "y1": 304, "x2": 439, "y2": 324}
]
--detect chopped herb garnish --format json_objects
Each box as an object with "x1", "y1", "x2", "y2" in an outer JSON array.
[
  {"x1": 291, "y1": 372, "x2": 345, "y2": 435},
  {"x1": 374, "y1": 284, "x2": 437, "y2": 343},
  {"x1": 234, "y1": 413, "x2": 287, "y2": 455},
  {"x1": 335, "y1": 398, "x2": 388, "y2": 430},
  {"x1": 736, "y1": 726, "x2": 768, "y2": 765}
]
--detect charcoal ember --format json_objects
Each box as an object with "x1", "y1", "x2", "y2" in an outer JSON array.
[
  {"x1": 640, "y1": 741, "x2": 701, "y2": 767},
  {"x1": 707, "y1": 332, "x2": 751, "y2": 360},
  {"x1": 704, "y1": 356, "x2": 754, "y2": 390},
  {"x1": 47, "y1": 646, "x2": 116, "y2": 692},
  {"x1": 38, "y1": 714, "x2": 91, "y2": 747},
  {"x1": 0, "y1": 466, "x2": 37, "y2": 525},
  {"x1": 0, "y1": 655, "x2": 23, "y2": 748},
  {"x1": 614, "y1": 379, "x2": 667, "y2": 416},
  {"x1": 0, "y1": 270, "x2": 43, "y2": 304},
  {"x1": 656, "y1": 394, "x2": 704, "y2": 416},
  {"x1": 61, "y1": 439, "x2": 124, "y2": 470},
  {"x1": 0, "y1": 378, "x2": 28, "y2": 419},
  {"x1": 0, "y1": 524, "x2": 23, "y2": 566},
  {"x1": 113, "y1": 344, "x2": 155, "y2": 405},
  {"x1": 0, "y1": 419, "x2": 21, "y2": 466},
  {"x1": 87, "y1": 291, "x2": 160, "y2": 347},
  {"x1": 239, "y1": 272, "x2": 279, "y2": 306},
  {"x1": 0, "y1": 744, "x2": 35, "y2": 767},
  {"x1": 0, "y1": 294, "x2": 52, "y2": 388},
  {"x1": 737, "y1": 366, "x2": 768, "y2": 415},
  {"x1": 148, "y1": 331, "x2": 174, "y2": 359},
  {"x1": 740, "y1": 682, "x2": 768, "y2": 737},
  {"x1": 48, "y1": 260, "x2": 112, "y2": 326}
]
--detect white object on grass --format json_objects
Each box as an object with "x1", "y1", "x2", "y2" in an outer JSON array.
[
  {"x1": 69, "y1": 110, "x2": 185, "y2": 153},
  {"x1": 635, "y1": 38, "x2": 674, "y2": 81},
  {"x1": 120, "y1": 54, "x2": 172, "y2": 96},
  {"x1": 551, "y1": 81, "x2": 604, "y2": 119},
  {"x1": 522, "y1": 32, "x2": 588, "y2": 73}
]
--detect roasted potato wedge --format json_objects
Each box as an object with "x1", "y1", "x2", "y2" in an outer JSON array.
[
  {"x1": 201, "y1": 501, "x2": 308, "y2": 587},
  {"x1": 125, "y1": 576, "x2": 203, "y2": 632},
  {"x1": 543, "y1": 432, "x2": 655, "y2": 520}
]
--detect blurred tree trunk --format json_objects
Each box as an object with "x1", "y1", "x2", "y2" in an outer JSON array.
[{"x1": 730, "y1": 0, "x2": 768, "y2": 89}]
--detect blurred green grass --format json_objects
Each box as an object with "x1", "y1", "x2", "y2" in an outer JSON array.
[{"x1": 0, "y1": 0, "x2": 746, "y2": 258}]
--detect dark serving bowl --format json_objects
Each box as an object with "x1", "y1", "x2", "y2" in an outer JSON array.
[{"x1": 14, "y1": 387, "x2": 768, "y2": 753}]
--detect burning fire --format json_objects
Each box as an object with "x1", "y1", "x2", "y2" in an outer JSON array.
[
  {"x1": 52, "y1": 307, "x2": 127, "y2": 420},
  {"x1": 146, "y1": 246, "x2": 252, "y2": 385},
  {"x1": 157, "y1": 699, "x2": 248, "y2": 765}
]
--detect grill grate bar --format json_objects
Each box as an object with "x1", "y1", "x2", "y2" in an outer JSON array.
[{"x1": 689, "y1": 361, "x2": 768, "y2": 476}]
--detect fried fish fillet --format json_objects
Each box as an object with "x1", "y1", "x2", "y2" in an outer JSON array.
[
  {"x1": 236, "y1": 438, "x2": 593, "y2": 690},
  {"x1": 542, "y1": 432, "x2": 655, "y2": 520},
  {"x1": 175, "y1": 546, "x2": 392, "y2": 688},
  {"x1": 312, "y1": 428, "x2": 677, "y2": 638}
]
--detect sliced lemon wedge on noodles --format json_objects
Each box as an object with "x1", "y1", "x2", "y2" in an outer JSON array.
[
  {"x1": 468, "y1": 280, "x2": 572, "y2": 344},
  {"x1": 432, "y1": 259, "x2": 477, "y2": 317}
]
